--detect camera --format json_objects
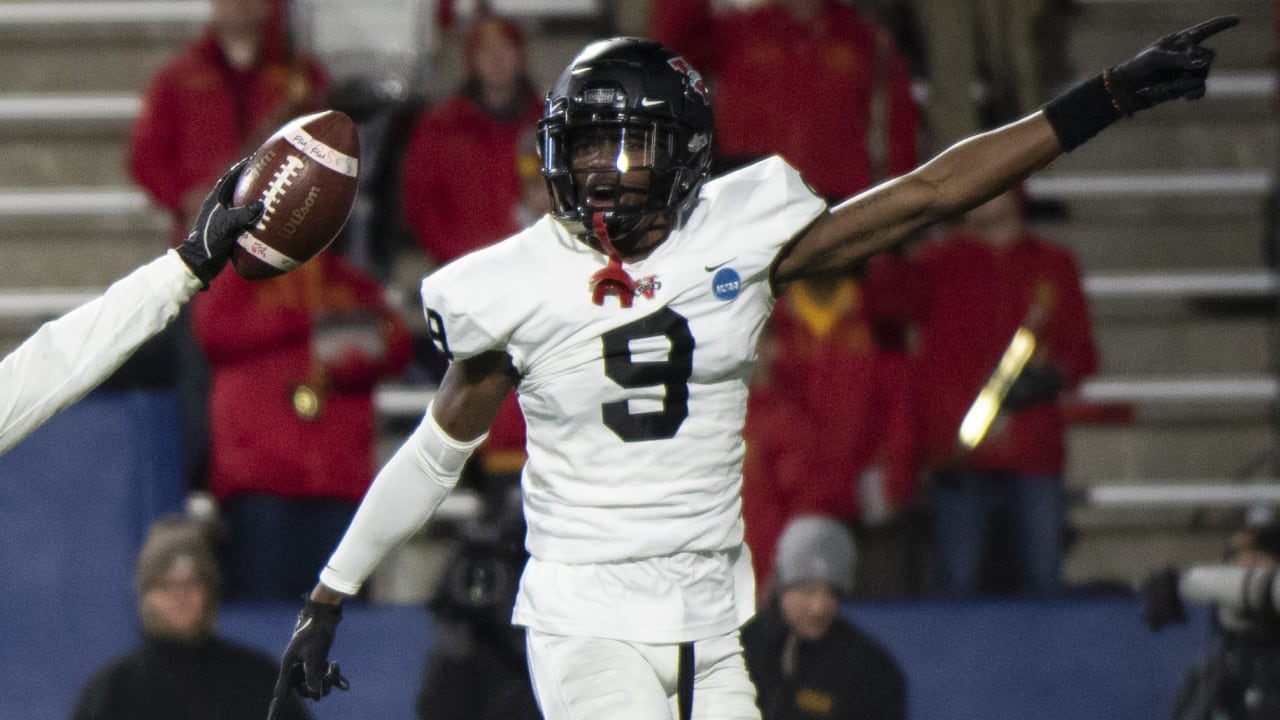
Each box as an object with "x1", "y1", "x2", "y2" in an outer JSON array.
[
  {"x1": 1143, "y1": 565, "x2": 1280, "y2": 637},
  {"x1": 1142, "y1": 565, "x2": 1280, "y2": 720}
]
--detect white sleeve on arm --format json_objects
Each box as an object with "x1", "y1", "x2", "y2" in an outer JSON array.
[
  {"x1": 0, "y1": 250, "x2": 201, "y2": 456},
  {"x1": 319, "y1": 402, "x2": 487, "y2": 595}
]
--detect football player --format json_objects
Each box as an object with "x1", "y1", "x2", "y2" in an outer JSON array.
[
  {"x1": 272, "y1": 20, "x2": 1237, "y2": 720},
  {"x1": 0, "y1": 160, "x2": 261, "y2": 456}
]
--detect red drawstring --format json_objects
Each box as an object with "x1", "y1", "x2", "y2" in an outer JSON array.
[{"x1": 589, "y1": 212, "x2": 637, "y2": 307}]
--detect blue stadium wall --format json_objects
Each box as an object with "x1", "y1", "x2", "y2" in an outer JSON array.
[{"x1": 0, "y1": 391, "x2": 1215, "y2": 720}]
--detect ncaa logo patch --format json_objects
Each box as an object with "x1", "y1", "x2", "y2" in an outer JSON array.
[{"x1": 712, "y1": 267, "x2": 741, "y2": 301}]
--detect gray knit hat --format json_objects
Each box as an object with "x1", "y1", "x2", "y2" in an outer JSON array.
[{"x1": 773, "y1": 515, "x2": 856, "y2": 596}]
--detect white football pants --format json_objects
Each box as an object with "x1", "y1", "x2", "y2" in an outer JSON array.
[{"x1": 526, "y1": 629, "x2": 761, "y2": 719}]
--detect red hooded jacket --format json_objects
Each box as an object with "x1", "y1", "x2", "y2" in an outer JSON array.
[
  {"x1": 650, "y1": 0, "x2": 919, "y2": 199},
  {"x1": 193, "y1": 255, "x2": 412, "y2": 502},
  {"x1": 128, "y1": 28, "x2": 330, "y2": 242}
]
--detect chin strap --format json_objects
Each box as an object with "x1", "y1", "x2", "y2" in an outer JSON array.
[{"x1": 589, "y1": 212, "x2": 638, "y2": 307}]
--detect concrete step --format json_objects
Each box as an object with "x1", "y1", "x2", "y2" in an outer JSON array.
[
  {"x1": 0, "y1": 223, "x2": 168, "y2": 288},
  {"x1": 0, "y1": 126, "x2": 132, "y2": 187},
  {"x1": 1068, "y1": 0, "x2": 1275, "y2": 71},
  {"x1": 0, "y1": 31, "x2": 194, "y2": 94},
  {"x1": 1068, "y1": 418, "x2": 1275, "y2": 483},
  {"x1": 1093, "y1": 314, "x2": 1275, "y2": 374},
  {"x1": 1063, "y1": 525, "x2": 1240, "y2": 588},
  {"x1": 1044, "y1": 209, "x2": 1269, "y2": 271}
]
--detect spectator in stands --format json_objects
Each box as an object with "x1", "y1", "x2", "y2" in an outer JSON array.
[
  {"x1": 0, "y1": 162, "x2": 258, "y2": 457},
  {"x1": 865, "y1": 187, "x2": 1099, "y2": 597},
  {"x1": 70, "y1": 514, "x2": 311, "y2": 720},
  {"x1": 741, "y1": 322, "x2": 824, "y2": 592},
  {"x1": 743, "y1": 277, "x2": 923, "y2": 598},
  {"x1": 125, "y1": 0, "x2": 331, "y2": 489},
  {"x1": 414, "y1": 486, "x2": 539, "y2": 720},
  {"x1": 191, "y1": 250, "x2": 413, "y2": 601},
  {"x1": 651, "y1": 0, "x2": 925, "y2": 600},
  {"x1": 649, "y1": 0, "x2": 919, "y2": 201},
  {"x1": 742, "y1": 515, "x2": 907, "y2": 720},
  {"x1": 910, "y1": 0, "x2": 1079, "y2": 155},
  {"x1": 400, "y1": 12, "x2": 542, "y2": 493},
  {"x1": 400, "y1": 13, "x2": 543, "y2": 266},
  {"x1": 129, "y1": 0, "x2": 329, "y2": 239}
]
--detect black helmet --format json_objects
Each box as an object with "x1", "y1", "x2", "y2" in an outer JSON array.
[{"x1": 537, "y1": 37, "x2": 714, "y2": 253}]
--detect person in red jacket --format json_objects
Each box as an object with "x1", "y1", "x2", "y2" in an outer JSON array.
[
  {"x1": 192, "y1": 253, "x2": 413, "y2": 600},
  {"x1": 865, "y1": 187, "x2": 1099, "y2": 597},
  {"x1": 126, "y1": 0, "x2": 331, "y2": 490},
  {"x1": 649, "y1": 0, "x2": 919, "y2": 200},
  {"x1": 400, "y1": 13, "x2": 542, "y2": 490},
  {"x1": 400, "y1": 14, "x2": 544, "y2": 265},
  {"x1": 743, "y1": 277, "x2": 920, "y2": 598},
  {"x1": 129, "y1": 0, "x2": 331, "y2": 245}
]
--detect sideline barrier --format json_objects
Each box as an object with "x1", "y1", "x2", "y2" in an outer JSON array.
[{"x1": 0, "y1": 390, "x2": 183, "y2": 720}]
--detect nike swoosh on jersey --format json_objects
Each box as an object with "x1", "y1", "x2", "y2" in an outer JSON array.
[{"x1": 704, "y1": 258, "x2": 736, "y2": 272}]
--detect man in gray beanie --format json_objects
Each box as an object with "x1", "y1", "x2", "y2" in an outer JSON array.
[{"x1": 742, "y1": 515, "x2": 906, "y2": 719}]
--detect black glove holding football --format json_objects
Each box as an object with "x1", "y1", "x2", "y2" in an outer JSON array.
[
  {"x1": 1106, "y1": 15, "x2": 1239, "y2": 115},
  {"x1": 267, "y1": 596, "x2": 350, "y2": 720},
  {"x1": 1140, "y1": 566, "x2": 1187, "y2": 631},
  {"x1": 1003, "y1": 364, "x2": 1066, "y2": 413},
  {"x1": 1044, "y1": 15, "x2": 1238, "y2": 152},
  {"x1": 175, "y1": 157, "x2": 264, "y2": 288}
]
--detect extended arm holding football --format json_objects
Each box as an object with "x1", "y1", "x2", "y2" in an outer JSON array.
[{"x1": 0, "y1": 159, "x2": 260, "y2": 456}]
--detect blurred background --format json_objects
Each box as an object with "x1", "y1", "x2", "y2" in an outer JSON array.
[{"x1": 0, "y1": 0, "x2": 1276, "y2": 718}]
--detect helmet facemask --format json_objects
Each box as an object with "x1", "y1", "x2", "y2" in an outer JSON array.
[
  {"x1": 540, "y1": 117, "x2": 707, "y2": 257},
  {"x1": 536, "y1": 38, "x2": 714, "y2": 305}
]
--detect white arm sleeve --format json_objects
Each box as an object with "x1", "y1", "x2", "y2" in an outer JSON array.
[
  {"x1": 0, "y1": 251, "x2": 200, "y2": 456},
  {"x1": 319, "y1": 403, "x2": 486, "y2": 595}
]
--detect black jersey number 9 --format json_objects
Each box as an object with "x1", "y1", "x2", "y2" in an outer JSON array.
[{"x1": 601, "y1": 307, "x2": 695, "y2": 441}]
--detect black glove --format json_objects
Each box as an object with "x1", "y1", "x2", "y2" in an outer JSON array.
[
  {"x1": 1140, "y1": 566, "x2": 1187, "y2": 630},
  {"x1": 1003, "y1": 364, "x2": 1065, "y2": 413},
  {"x1": 267, "y1": 596, "x2": 350, "y2": 720},
  {"x1": 175, "y1": 157, "x2": 264, "y2": 288},
  {"x1": 1107, "y1": 15, "x2": 1238, "y2": 115}
]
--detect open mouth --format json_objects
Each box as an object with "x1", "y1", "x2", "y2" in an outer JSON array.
[
  {"x1": 583, "y1": 180, "x2": 618, "y2": 209},
  {"x1": 582, "y1": 175, "x2": 649, "y2": 211}
]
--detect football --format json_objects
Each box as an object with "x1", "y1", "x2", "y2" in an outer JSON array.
[{"x1": 230, "y1": 109, "x2": 360, "y2": 281}]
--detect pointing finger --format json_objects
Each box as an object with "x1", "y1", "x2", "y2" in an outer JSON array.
[{"x1": 1173, "y1": 15, "x2": 1239, "y2": 48}]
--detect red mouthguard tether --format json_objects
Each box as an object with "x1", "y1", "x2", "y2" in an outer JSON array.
[{"x1": 589, "y1": 213, "x2": 637, "y2": 307}]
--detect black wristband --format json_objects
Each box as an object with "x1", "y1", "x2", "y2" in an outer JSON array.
[{"x1": 1042, "y1": 74, "x2": 1122, "y2": 153}]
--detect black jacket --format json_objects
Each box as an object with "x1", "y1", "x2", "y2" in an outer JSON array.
[
  {"x1": 742, "y1": 601, "x2": 906, "y2": 720},
  {"x1": 70, "y1": 636, "x2": 310, "y2": 720}
]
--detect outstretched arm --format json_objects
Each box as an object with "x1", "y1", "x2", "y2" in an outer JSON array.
[
  {"x1": 269, "y1": 351, "x2": 517, "y2": 716},
  {"x1": 773, "y1": 15, "x2": 1239, "y2": 285},
  {"x1": 0, "y1": 160, "x2": 259, "y2": 456}
]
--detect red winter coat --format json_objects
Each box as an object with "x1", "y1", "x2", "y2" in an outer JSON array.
[
  {"x1": 400, "y1": 90, "x2": 544, "y2": 266},
  {"x1": 400, "y1": 89, "x2": 542, "y2": 474},
  {"x1": 128, "y1": 28, "x2": 330, "y2": 243},
  {"x1": 192, "y1": 255, "x2": 412, "y2": 502},
  {"x1": 650, "y1": 0, "x2": 919, "y2": 199},
  {"x1": 865, "y1": 233, "x2": 1099, "y2": 475},
  {"x1": 741, "y1": 279, "x2": 917, "y2": 588}
]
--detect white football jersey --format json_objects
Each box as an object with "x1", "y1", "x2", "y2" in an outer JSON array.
[{"x1": 421, "y1": 156, "x2": 825, "y2": 640}]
